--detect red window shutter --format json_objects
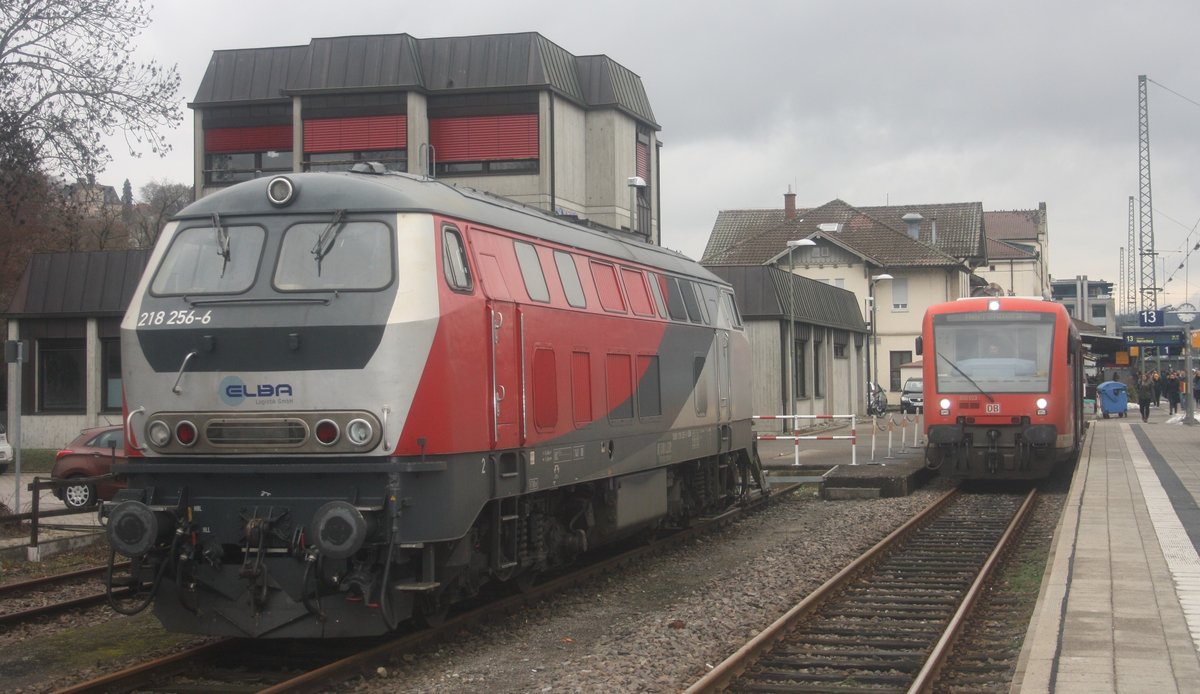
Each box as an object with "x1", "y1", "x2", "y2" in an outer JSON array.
[
  {"x1": 205, "y1": 125, "x2": 293, "y2": 153},
  {"x1": 430, "y1": 114, "x2": 538, "y2": 162},
  {"x1": 303, "y1": 115, "x2": 407, "y2": 153},
  {"x1": 636, "y1": 141, "x2": 649, "y2": 180}
]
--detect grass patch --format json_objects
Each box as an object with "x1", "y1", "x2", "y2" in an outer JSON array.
[{"x1": 11, "y1": 449, "x2": 56, "y2": 474}]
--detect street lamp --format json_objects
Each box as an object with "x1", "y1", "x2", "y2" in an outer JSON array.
[
  {"x1": 784, "y1": 238, "x2": 817, "y2": 421},
  {"x1": 868, "y1": 273, "x2": 894, "y2": 408}
]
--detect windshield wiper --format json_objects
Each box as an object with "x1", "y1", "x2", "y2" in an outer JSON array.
[
  {"x1": 213, "y1": 212, "x2": 231, "y2": 277},
  {"x1": 936, "y1": 351, "x2": 995, "y2": 403},
  {"x1": 310, "y1": 209, "x2": 347, "y2": 276}
]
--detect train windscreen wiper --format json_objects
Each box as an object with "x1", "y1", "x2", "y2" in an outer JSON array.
[
  {"x1": 310, "y1": 209, "x2": 347, "y2": 276},
  {"x1": 213, "y1": 212, "x2": 231, "y2": 277},
  {"x1": 936, "y1": 351, "x2": 995, "y2": 403}
]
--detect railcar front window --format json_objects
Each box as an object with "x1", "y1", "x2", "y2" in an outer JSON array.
[
  {"x1": 275, "y1": 221, "x2": 392, "y2": 291},
  {"x1": 932, "y1": 311, "x2": 1055, "y2": 393},
  {"x1": 151, "y1": 225, "x2": 265, "y2": 295}
]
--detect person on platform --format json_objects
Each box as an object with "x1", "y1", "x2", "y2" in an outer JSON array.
[
  {"x1": 1194, "y1": 369, "x2": 1200, "y2": 406},
  {"x1": 1152, "y1": 370, "x2": 1162, "y2": 408},
  {"x1": 1165, "y1": 370, "x2": 1181, "y2": 415},
  {"x1": 1132, "y1": 372, "x2": 1153, "y2": 423}
]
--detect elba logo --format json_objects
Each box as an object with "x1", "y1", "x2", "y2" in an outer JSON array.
[{"x1": 219, "y1": 375, "x2": 294, "y2": 406}]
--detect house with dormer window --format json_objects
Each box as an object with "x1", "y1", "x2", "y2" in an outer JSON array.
[{"x1": 702, "y1": 191, "x2": 987, "y2": 408}]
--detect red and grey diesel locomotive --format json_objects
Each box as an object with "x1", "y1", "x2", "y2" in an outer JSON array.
[
  {"x1": 103, "y1": 167, "x2": 764, "y2": 637},
  {"x1": 918, "y1": 297, "x2": 1083, "y2": 479}
]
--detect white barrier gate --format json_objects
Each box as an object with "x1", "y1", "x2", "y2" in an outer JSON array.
[{"x1": 752, "y1": 414, "x2": 857, "y2": 467}]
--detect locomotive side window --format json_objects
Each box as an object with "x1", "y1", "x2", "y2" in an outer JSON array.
[
  {"x1": 663, "y1": 276, "x2": 689, "y2": 321},
  {"x1": 698, "y1": 284, "x2": 720, "y2": 326},
  {"x1": 275, "y1": 221, "x2": 393, "y2": 291},
  {"x1": 151, "y1": 224, "x2": 265, "y2": 296},
  {"x1": 514, "y1": 241, "x2": 549, "y2": 302},
  {"x1": 646, "y1": 272, "x2": 669, "y2": 318},
  {"x1": 590, "y1": 261, "x2": 627, "y2": 313},
  {"x1": 621, "y1": 268, "x2": 655, "y2": 317},
  {"x1": 441, "y1": 226, "x2": 473, "y2": 292},
  {"x1": 553, "y1": 251, "x2": 587, "y2": 308},
  {"x1": 679, "y1": 280, "x2": 704, "y2": 324},
  {"x1": 721, "y1": 291, "x2": 743, "y2": 329}
]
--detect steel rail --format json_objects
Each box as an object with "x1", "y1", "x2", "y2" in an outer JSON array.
[
  {"x1": 684, "y1": 486, "x2": 960, "y2": 693},
  {"x1": 907, "y1": 487, "x2": 1037, "y2": 693}
]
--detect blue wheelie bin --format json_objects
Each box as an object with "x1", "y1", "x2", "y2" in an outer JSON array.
[{"x1": 1097, "y1": 380, "x2": 1128, "y2": 419}]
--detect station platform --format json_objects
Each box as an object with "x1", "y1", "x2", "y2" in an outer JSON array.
[{"x1": 1014, "y1": 405, "x2": 1200, "y2": 692}]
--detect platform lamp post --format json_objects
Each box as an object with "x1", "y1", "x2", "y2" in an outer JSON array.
[
  {"x1": 784, "y1": 239, "x2": 817, "y2": 423},
  {"x1": 1177, "y1": 303, "x2": 1197, "y2": 425},
  {"x1": 868, "y1": 273, "x2": 894, "y2": 405}
]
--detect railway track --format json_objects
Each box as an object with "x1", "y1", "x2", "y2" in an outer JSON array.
[
  {"x1": 687, "y1": 486, "x2": 1036, "y2": 693},
  {"x1": 54, "y1": 484, "x2": 791, "y2": 694},
  {"x1": 0, "y1": 563, "x2": 130, "y2": 628}
]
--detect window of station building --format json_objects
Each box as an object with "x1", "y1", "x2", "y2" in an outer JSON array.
[
  {"x1": 890, "y1": 277, "x2": 909, "y2": 311},
  {"x1": 533, "y1": 348, "x2": 557, "y2": 430},
  {"x1": 303, "y1": 115, "x2": 407, "y2": 173},
  {"x1": 793, "y1": 339, "x2": 808, "y2": 398},
  {"x1": 572, "y1": 351, "x2": 593, "y2": 424},
  {"x1": 590, "y1": 261, "x2": 627, "y2": 313},
  {"x1": 101, "y1": 338, "x2": 122, "y2": 411},
  {"x1": 441, "y1": 226, "x2": 473, "y2": 292},
  {"x1": 203, "y1": 124, "x2": 294, "y2": 186},
  {"x1": 431, "y1": 114, "x2": 539, "y2": 176},
  {"x1": 553, "y1": 251, "x2": 587, "y2": 308},
  {"x1": 890, "y1": 350, "x2": 912, "y2": 392},
  {"x1": 1091, "y1": 304, "x2": 1107, "y2": 319},
  {"x1": 514, "y1": 241, "x2": 550, "y2": 302},
  {"x1": 813, "y1": 336, "x2": 824, "y2": 398},
  {"x1": 38, "y1": 338, "x2": 85, "y2": 412},
  {"x1": 606, "y1": 353, "x2": 634, "y2": 420},
  {"x1": 621, "y1": 268, "x2": 655, "y2": 317},
  {"x1": 637, "y1": 355, "x2": 661, "y2": 417}
]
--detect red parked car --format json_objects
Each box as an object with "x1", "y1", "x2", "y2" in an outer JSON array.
[{"x1": 51, "y1": 425, "x2": 127, "y2": 510}]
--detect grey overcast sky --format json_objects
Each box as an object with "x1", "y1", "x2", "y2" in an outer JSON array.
[{"x1": 102, "y1": 0, "x2": 1200, "y2": 309}]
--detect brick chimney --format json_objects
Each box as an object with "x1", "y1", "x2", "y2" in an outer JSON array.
[{"x1": 784, "y1": 187, "x2": 797, "y2": 220}]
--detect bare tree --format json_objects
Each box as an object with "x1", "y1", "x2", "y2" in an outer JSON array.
[
  {"x1": 133, "y1": 180, "x2": 192, "y2": 248},
  {"x1": 0, "y1": 0, "x2": 182, "y2": 179}
]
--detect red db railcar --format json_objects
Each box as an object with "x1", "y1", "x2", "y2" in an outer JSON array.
[{"x1": 918, "y1": 297, "x2": 1083, "y2": 479}]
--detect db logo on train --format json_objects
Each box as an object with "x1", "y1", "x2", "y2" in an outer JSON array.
[{"x1": 985, "y1": 403, "x2": 1002, "y2": 414}]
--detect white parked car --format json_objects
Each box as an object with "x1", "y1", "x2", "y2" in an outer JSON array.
[{"x1": 0, "y1": 426, "x2": 12, "y2": 474}]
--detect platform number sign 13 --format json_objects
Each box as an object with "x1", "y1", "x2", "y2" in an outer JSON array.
[{"x1": 1139, "y1": 309, "x2": 1165, "y2": 327}]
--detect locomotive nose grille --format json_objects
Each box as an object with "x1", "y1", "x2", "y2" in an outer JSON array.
[{"x1": 206, "y1": 418, "x2": 309, "y2": 446}]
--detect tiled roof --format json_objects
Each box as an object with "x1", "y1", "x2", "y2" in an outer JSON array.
[
  {"x1": 859, "y1": 202, "x2": 986, "y2": 261},
  {"x1": 701, "y1": 199, "x2": 965, "y2": 269},
  {"x1": 192, "y1": 33, "x2": 658, "y2": 127},
  {"x1": 987, "y1": 237, "x2": 1038, "y2": 261},
  {"x1": 984, "y1": 210, "x2": 1040, "y2": 241}
]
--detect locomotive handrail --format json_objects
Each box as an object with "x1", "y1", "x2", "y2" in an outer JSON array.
[
  {"x1": 126, "y1": 406, "x2": 146, "y2": 452},
  {"x1": 171, "y1": 351, "x2": 199, "y2": 394}
]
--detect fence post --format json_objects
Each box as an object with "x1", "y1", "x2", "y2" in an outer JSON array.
[
  {"x1": 870, "y1": 416, "x2": 877, "y2": 462},
  {"x1": 850, "y1": 415, "x2": 857, "y2": 466},
  {"x1": 29, "y1": 477, "x2": 41, "y2": 549},
  {"x1": 885, "y1": 418, "x2": 895, "y2": 459}
]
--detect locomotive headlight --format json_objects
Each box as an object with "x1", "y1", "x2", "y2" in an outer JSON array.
[
  {"x1": 346, "y1": 418, "x2": 373, "y2": 446},
  {"x1": 147, "y1": 420, "x2": 171, "y2": 448},
  {"x1": 939, "y1": 398, "x2": 951, "y2": 410},
  {"x1": 1036, "y1": 398, "x2": 1048, "y2": 409},
  {"x1": 266, "y1": 176, "x2": 295, "y2": 206}
]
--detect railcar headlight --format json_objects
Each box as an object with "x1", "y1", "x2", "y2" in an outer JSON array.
[
  {"x1": 1036, "y1": 398, "x2": 1048, "y2": 409},
  {"x1": 939, "y1": 398, "x2": 951, "y2": 410},
  {"x1": 266, "y1": 176, "x2": 295, "y2": 206},
  {"x1": 346, "y1": 418, "x2": 373, "y2": 446},
  {"x1": 147, "y1": 420, "x2": 171, "y2": 448}
]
